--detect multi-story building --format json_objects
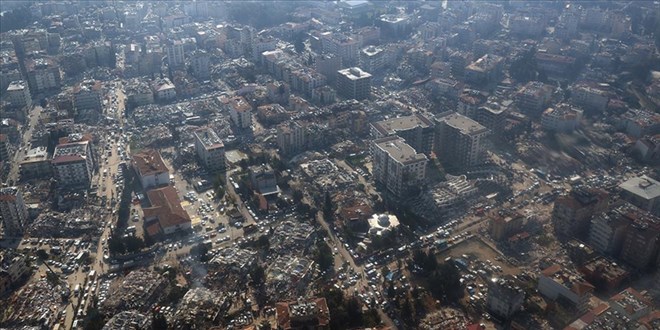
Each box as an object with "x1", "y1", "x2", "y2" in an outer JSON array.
[
  {"x1": 0, "y1": 251, "x2": 31, "y2": 296},
  {"x1": 73, "y1": 79, "x2": 103, "y2": 122},
  {"x1": 249, "y1": 164, "x2": 279, "y2": 196},
  {"x1": 370, "y1": 113, "x2": 435, "y2": 155},
  {"x1": 534, "y1": 52, "x2": 576, "y2": 77},
  {"x1": 189, "y1": 49, "x2": 210, "y2": 80},
  {"x1": 6, "y1": 80, "x2": 31, "y2": 109},
  {"x1": 227, "y1": 95, "x2": 252, "y2": 129},
  {"x1": 277, "y1": 121, "x2": 306, "y2": 156},
  {"x1": 619, "y1": 214, "x2": 660, "y2": 270},
  {"x1": 151, "y1": 78, "x2": 177, "y2": 102},
  {"x1": 124, "y1": 79, "x2": 155, "y2": 108},
  {"x1": 552, "y1": 187, "x2": 609, "y2": 241},
  {"x1": 434, "y1": 112, "x2": 490, "y2": 170},
  {"x1": 588, "y1": 204, "x2": 634, "y2": 255},
  {"x1": 193, "y1": 127, "x2": 226, "y2": 173},
  {"x1": 457, "y1": 89, "x2": 488, "y2": 119},
  {"x1": 578, "y1": 257, "x2": 629, "y2": 292},
  {"x1": 609, "y1": 288, "x2": 653, "y2": 321},
  {"x1": 464, "y1": 54, "x2": 504, "y2": 87},
  {"x1": 489, "y1": 211, "x2": 524, "y2": 241},
  {"x1": 19, "y1": 146, "x2": 51, "y2": 180},
  {"x1": 540, "y1": 103, "x2": 583, "y2": 133},
  {"x1": 0, "y1": 187, "x2": 28, "y2": 236},
  {"x1": 371, "y1": 136, "x2": 428, "y2": 197},
  {"x1": 0, "y1": 134, "x2": 8, "y2": 165},
  {"x1": 359, "y1": 46, "x2": 389, "y2": 73},
  {"x1": 251, "y1": 35, "x2": 277, "y2": 62},
  {"x1": 166, "y1": 39, "x2": 185, "y2": 68},
  {"x1": 25, "y1": 57, "x2": 61, "y2": 93},
  {"x1": 321, "y1": 32, "x2": 361, "y2": 65},
  {"x1": 336, "y1": 67, "x2": 372, "y2": 100},
  {"x1": 486, "y1": 277, "x2": 525, "y2": 320},
  {"x1": 619, "y1": 175, "x2": 660, "y2": 214},
  {"x1": 537, "y1": 264, "x2": 595, "y2": 314},
  {"x1": 132, "y1": 149, "x2": 169, "y2": 190},
  {"x1": 571, "y1": 83, "x2": 609, "y2": 112},
  {"x1": 51, "y1": 141, "x2": 94, "y2": 188},
  {"x1": 514, "y1": 81, "x2": 555, "y2": 116},
  {"x1": 315, "y1": 54, "x2": 342, "y2": 84}
]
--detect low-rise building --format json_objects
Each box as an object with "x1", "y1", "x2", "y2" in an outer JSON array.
[
  {"x1": 143, "y1": 185, "x2": 192, "y2": 238},
  {"x1": 540, "y1": 103, "x2": 583, "y2": 133},
  {"x1": 227, "y1": 95, "x2": 252, "y2": 129},
  {"x1": 578, "y1": 257, "x2": 629, "y2": 292},
  {"x1": 132, "y1": 149, "x2": 169, "y2": 190},
  {"x1": 151, "y1": 78, "x2": 177, "y2": 102},
  {"x1": 249, "y1": 164, "x2": 279, "y2": 196},
  {"x1": 464, "y1": 54, "x2": 504, "y2": 87}
]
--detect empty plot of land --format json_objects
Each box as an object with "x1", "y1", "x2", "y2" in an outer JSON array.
[{"x1": 436, "y1": 237, "x2": 520, "y2": 276}]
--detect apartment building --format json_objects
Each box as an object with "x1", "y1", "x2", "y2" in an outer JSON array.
[
  {"x1": 359, "y1": 46, "x2": 389, "y2": 73},
  {"x1": 619, "y1": 216, "x2": 660, "y2": 270},
  {"x1": 73, "y1": 79, "x2": 103, "y2": 122},
  {"x1": 227, "y1": 95, "x2": 252, "y2": 129},
  {"x1": 193, "y1": 127, "x2": 226, "y2": 173},
  {"x1": 489, "y1": 211, "x2": 524, "y2": 241},
  {"x1": 514, "y1": 81, "x2": 555, "y2": 116},
  {"x1": 25, "y1": 57, "x2": 61, "y2": 93},
  {"x1": 434, "y1": 112, "x2": 490, "y2": 170},
  {"x1": 537, "y1": 264, "x2": 594, "y2": 314},
  {"x1": 486, "y1": 277, "x2": 525, "y2": 319},
  {"x1": 166, "y1": 39, "x2": 185, "y2": 68},
  {"x1": 132, "y1": 149, "x2": 169, "y2": 190},
  {"x1": 370, "y1": 113, "x2": 435, "y2": 155},
  {"x1": 540, "y1": 103, "x2": 583, "y2": 133},
  {"x1": 6, "y1": 80, "x2": 31, "y2": 109},
  {"x1": 371, "y1": 136, "x2": 428, "y2": 197},
  {"x1": 464, "y1": 54, "x2": 504, "y2": 87},
  {"x1": 336, "y1": 67, "x2": 372, "y2": 101},
  {"x1": 552, "y1": 187, "x2": 609, "y2": 241},
  {"x1": 0, "y1": 187, "x2": 28, "y2": 236},
  {"x1": 277, "y1": 121, "x2": 306, "y2": 156},
  {"x1": 189, "y1": 49, "x2": 210, "y2": 80},
  {"x1": 51, "y1": 140, "x2": 94, "y2": 188}
]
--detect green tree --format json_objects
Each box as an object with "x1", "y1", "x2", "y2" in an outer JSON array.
[
  {"x1": 123, "y1": 236, "x2": 145, "y2": 253},
  {"x1": 108, "y1": 235, "x2": 125, "y2": 255},
  {"x1": 323, "y1": 191, "x2": 333, "y2": 220},
  {"x1": 251, "y1": 264, "x2": 266, "y2": 287},
  {"x1": 292, "y1": 190, "x2": 304, "y2": 205},
  {"x1": 314, "y1": 240, "x2": 334, "y2": 272},
  {"x1": 152, "y1": 311, "x2": 168, "y2": 330}
]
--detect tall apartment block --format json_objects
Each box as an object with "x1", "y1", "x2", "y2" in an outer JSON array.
[
  {"x1": 371, "y1": 136, "x2": 428, "y2": 197},
  {"x1": 51, "y1": 141, "x2": 94, "y2": 189},
  {"x1": 0, "y1": 187, "x2": 28, "y2": 236},
  {"x1": 336, "y1": 67, "x2": 372, "y2": 101},
  {"x1": 434, "y1": 112, "x2": 489, "y2": 170},
  {"x1": 194, "y1": 127, "x2": 226, "y2": 173},
  {"x1": 370, "y1": 113, "x2": 435, "y2": 155},
  {"x1": 276, "y1": 121, "x2": 306, "y2": 156}
]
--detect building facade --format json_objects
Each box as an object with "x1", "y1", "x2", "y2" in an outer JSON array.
[
  {"x1": 0, "y1": 187, "x2": 29, "y2": 236},
  {"x1": 194, "y1": 128, "x2": 226, "y2": 173},
  {"x1": 51, "y1": 141, "x2": 94, "y2": 188},
  {"x1": 336, "y1": 67, "x2": 372, "y2": 101},
  {"x1": 371, "y1": 136, "x2": 428, "y2": 197},
  {"x1": 434, "y1": 112, "x2": 490, "y2": 170}
]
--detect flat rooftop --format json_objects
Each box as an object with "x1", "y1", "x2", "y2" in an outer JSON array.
[
  {"x1": 338, "y1": 67, "x2": 372, "y2": 80},
  {"x1": 194, "y1": 127, "x2": 224, "y2": 150},
  {"x1": 372, "y1": 113, "x2": 433, "y2": 136},
  {"x1": 439, "y1": 112, "x2": 488, "y2": 135},
  {"x1": 374, "y1": 136, "x2": 427, "y2": 165},
  {"x1": 619, "y1": 175, "x2": 660, "y2": 200}
]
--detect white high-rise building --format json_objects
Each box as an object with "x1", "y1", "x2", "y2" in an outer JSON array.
[
  {"x1": 166, "y1": 39, "x2": 185, "y2": 68},
  {"x1": 371, "y1": 136, "x2": 428, "y2": 197}
]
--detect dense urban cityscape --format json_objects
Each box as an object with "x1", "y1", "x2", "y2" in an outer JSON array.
[{"x1": 0, "y1": 1, "x2": 659, "y2": 329}]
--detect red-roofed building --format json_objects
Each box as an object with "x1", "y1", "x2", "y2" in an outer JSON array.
[
  {"x1": 142, "y1": 186, "x2": 191, "y2": 239},
  {"x1": 132, "y1": 149, "x2": 169, "y2": 189}
]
